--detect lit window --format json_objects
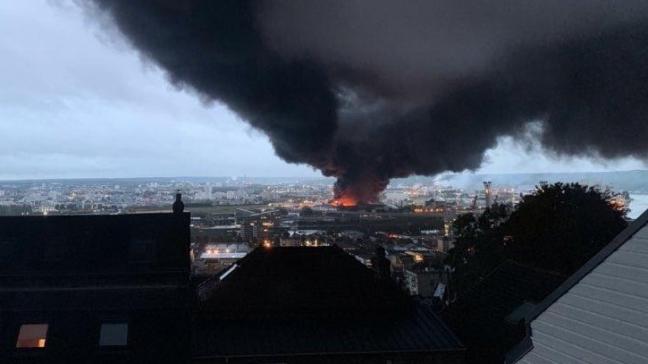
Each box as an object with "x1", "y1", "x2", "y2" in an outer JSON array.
[
  {"x1": 16, "y1": 324, "x2": 48, "y2": 348},
  {"x1": 99, "y1": 323, "x2": 128, "y2": 346}
]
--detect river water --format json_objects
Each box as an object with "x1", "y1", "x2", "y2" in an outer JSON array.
[{"x1": 629, "y1": 194, "x2": 648, "y2": 219}]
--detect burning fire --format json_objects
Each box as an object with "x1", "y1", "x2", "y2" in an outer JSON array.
[
  {"x1": 330, "y1": 195, "x2": 359, "y2": 207},
  {"x1": 329, "y1": 172, "x2": 387, "y2": 208}
]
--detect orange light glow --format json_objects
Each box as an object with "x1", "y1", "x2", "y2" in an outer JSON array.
[
  {"x1": 329, "y1": 196, "x2": 358, "y2": 207},
  {"x1": 16, "y1": 324, "x2": 48, "y2": 349}
]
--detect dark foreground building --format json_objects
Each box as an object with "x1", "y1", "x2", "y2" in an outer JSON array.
[
  {"x1": 194, "y1": 246, "x2": 464, "y2": 363},
  {"x1": 0, "y1": 210, "x2": 464, "y2": 363},
  {"x1": 0, "y1": 213, "x2": 191, "y2": 363}
]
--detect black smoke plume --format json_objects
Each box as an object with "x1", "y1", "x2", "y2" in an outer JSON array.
[{"x1": 88, "y1": 0, "x2": 648, "y2": 203}]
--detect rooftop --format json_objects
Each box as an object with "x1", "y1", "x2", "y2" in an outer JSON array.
[
  {"x1": 198, "y1": 246, "x2": 410, "y2": 317},
  {"x1": 0, "y1": 213, "x2": 190, "y2": 277},
  {"x1": 194, "y1": 246, "x2": 463, "y2": 359}
]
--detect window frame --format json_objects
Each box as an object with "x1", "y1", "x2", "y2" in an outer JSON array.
[
  {"x1": 98, "y1": 322, "x2": 129, "y2": 348},
  {"x1": 15, "y1": 323, "x2": 49, "y2": 349}
]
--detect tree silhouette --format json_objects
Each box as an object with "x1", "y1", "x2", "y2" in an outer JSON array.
[
  {"x1": 446, "y1": 206, "x2": 509, "y2": 294},
  {"x1": 447, "y1": 182, "x2": 628, "y2": 295},
  {"x1": 505, "y1": 182, "x2": 627, "y2": 275}
]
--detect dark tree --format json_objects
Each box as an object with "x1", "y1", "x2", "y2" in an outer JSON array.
[
  {"x1": 446, "y1": 206, "x2": 509, "y2": 295},
  {"x1": 504, "y1": 182, "x2": 627, "y2": 275},
  {"x1": 447, "y1": 183, "x2": 627, "y2": 297},
  {"x1": 444, "y1": 183, "x2": 627, "y2": 363},
  {"x1": 445, "y1": 213, "x2": 477, "y2": 286}
]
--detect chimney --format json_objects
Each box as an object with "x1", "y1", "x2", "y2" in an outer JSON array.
[
  {"x1": 371, "y1": 245, "x2": 391, "y2": 280},
  {"x1": 172, "y1": 190, "x2": 184, "y2": 214}
]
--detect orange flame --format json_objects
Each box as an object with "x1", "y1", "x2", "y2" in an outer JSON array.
[{"x1": 329, "y1": 195, "x2": 358, "y2": 207}]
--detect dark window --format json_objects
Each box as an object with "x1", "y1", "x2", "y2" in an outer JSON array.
[
  {"x1": 16, "y1": 324, "x2": 48, "y2": 348},
  {"x1": 99, "y1": 323, "x2": 128, "y2": 346}
]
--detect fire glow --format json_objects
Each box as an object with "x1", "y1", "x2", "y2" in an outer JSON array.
[
  {"x1": 329, "y1": 173, "x2": 386, "y2": 207},
  {"x1": 330, "y1": 195, "x2": 359, "y2": 208}
]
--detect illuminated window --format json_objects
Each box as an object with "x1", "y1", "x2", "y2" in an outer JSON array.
[
  {"x1": 16, "y1": 324, "x2": 48, "y2": 348},
  {"x1": 99, "y1": 323, "x2": 128, "y2": 346}
]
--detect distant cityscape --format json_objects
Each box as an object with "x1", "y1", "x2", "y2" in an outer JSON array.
[
  {"x1": 1, "y1": 170, "x2": 647, "y2": 217},
  {"x1": 0, "y1": 171, "x2": 645, "y2": 296},
  {"x1": 0, "y1": 176, "x2": 521, "y2": 215}
]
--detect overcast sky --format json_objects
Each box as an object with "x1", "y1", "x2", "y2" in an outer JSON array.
[{"x1": 0, "y1": 0, "x2": 644, "y2": 180}]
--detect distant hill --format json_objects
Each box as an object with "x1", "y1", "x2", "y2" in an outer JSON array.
[{"x1": 2, "y1": 171, "x2": 647, "y2": 193}]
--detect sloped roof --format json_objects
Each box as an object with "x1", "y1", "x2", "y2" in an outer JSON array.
[
  {"x1": 0, "y1": 213, "x2": 190, "y2": 276},
  {"x1": 197, "y1": 246, "x2": 410, "y2": 317},
  {"x1": 0, "y1": 213, "x2": 191, "y2": 311},
  {"x1": 523, "y1": 209, "x2": 648, "y2": 322},
  {"x1": 193, "y1": 303, "x2": 462, "y2": 358},
  {"x1": 511, "y1": 209, "x2": 648, "y2": 363},
  {"x1": 194, "y1": 246, "x2": 463, "y2": 358}
]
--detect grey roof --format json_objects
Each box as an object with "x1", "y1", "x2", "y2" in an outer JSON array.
[
  {"x1": 511, "y1": 209, "x2": 648, "y2": 364},
  {"x1": 524, "y1": 209, "x2": 648, "y2": 322}
]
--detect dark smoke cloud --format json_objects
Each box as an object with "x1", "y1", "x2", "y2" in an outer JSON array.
[
  {"x1": 88, "y1": 0, "x2": 648, "y2": 203},
  {"x1": 87, "y1": 0, "x2": 338, "y2": 168}
]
